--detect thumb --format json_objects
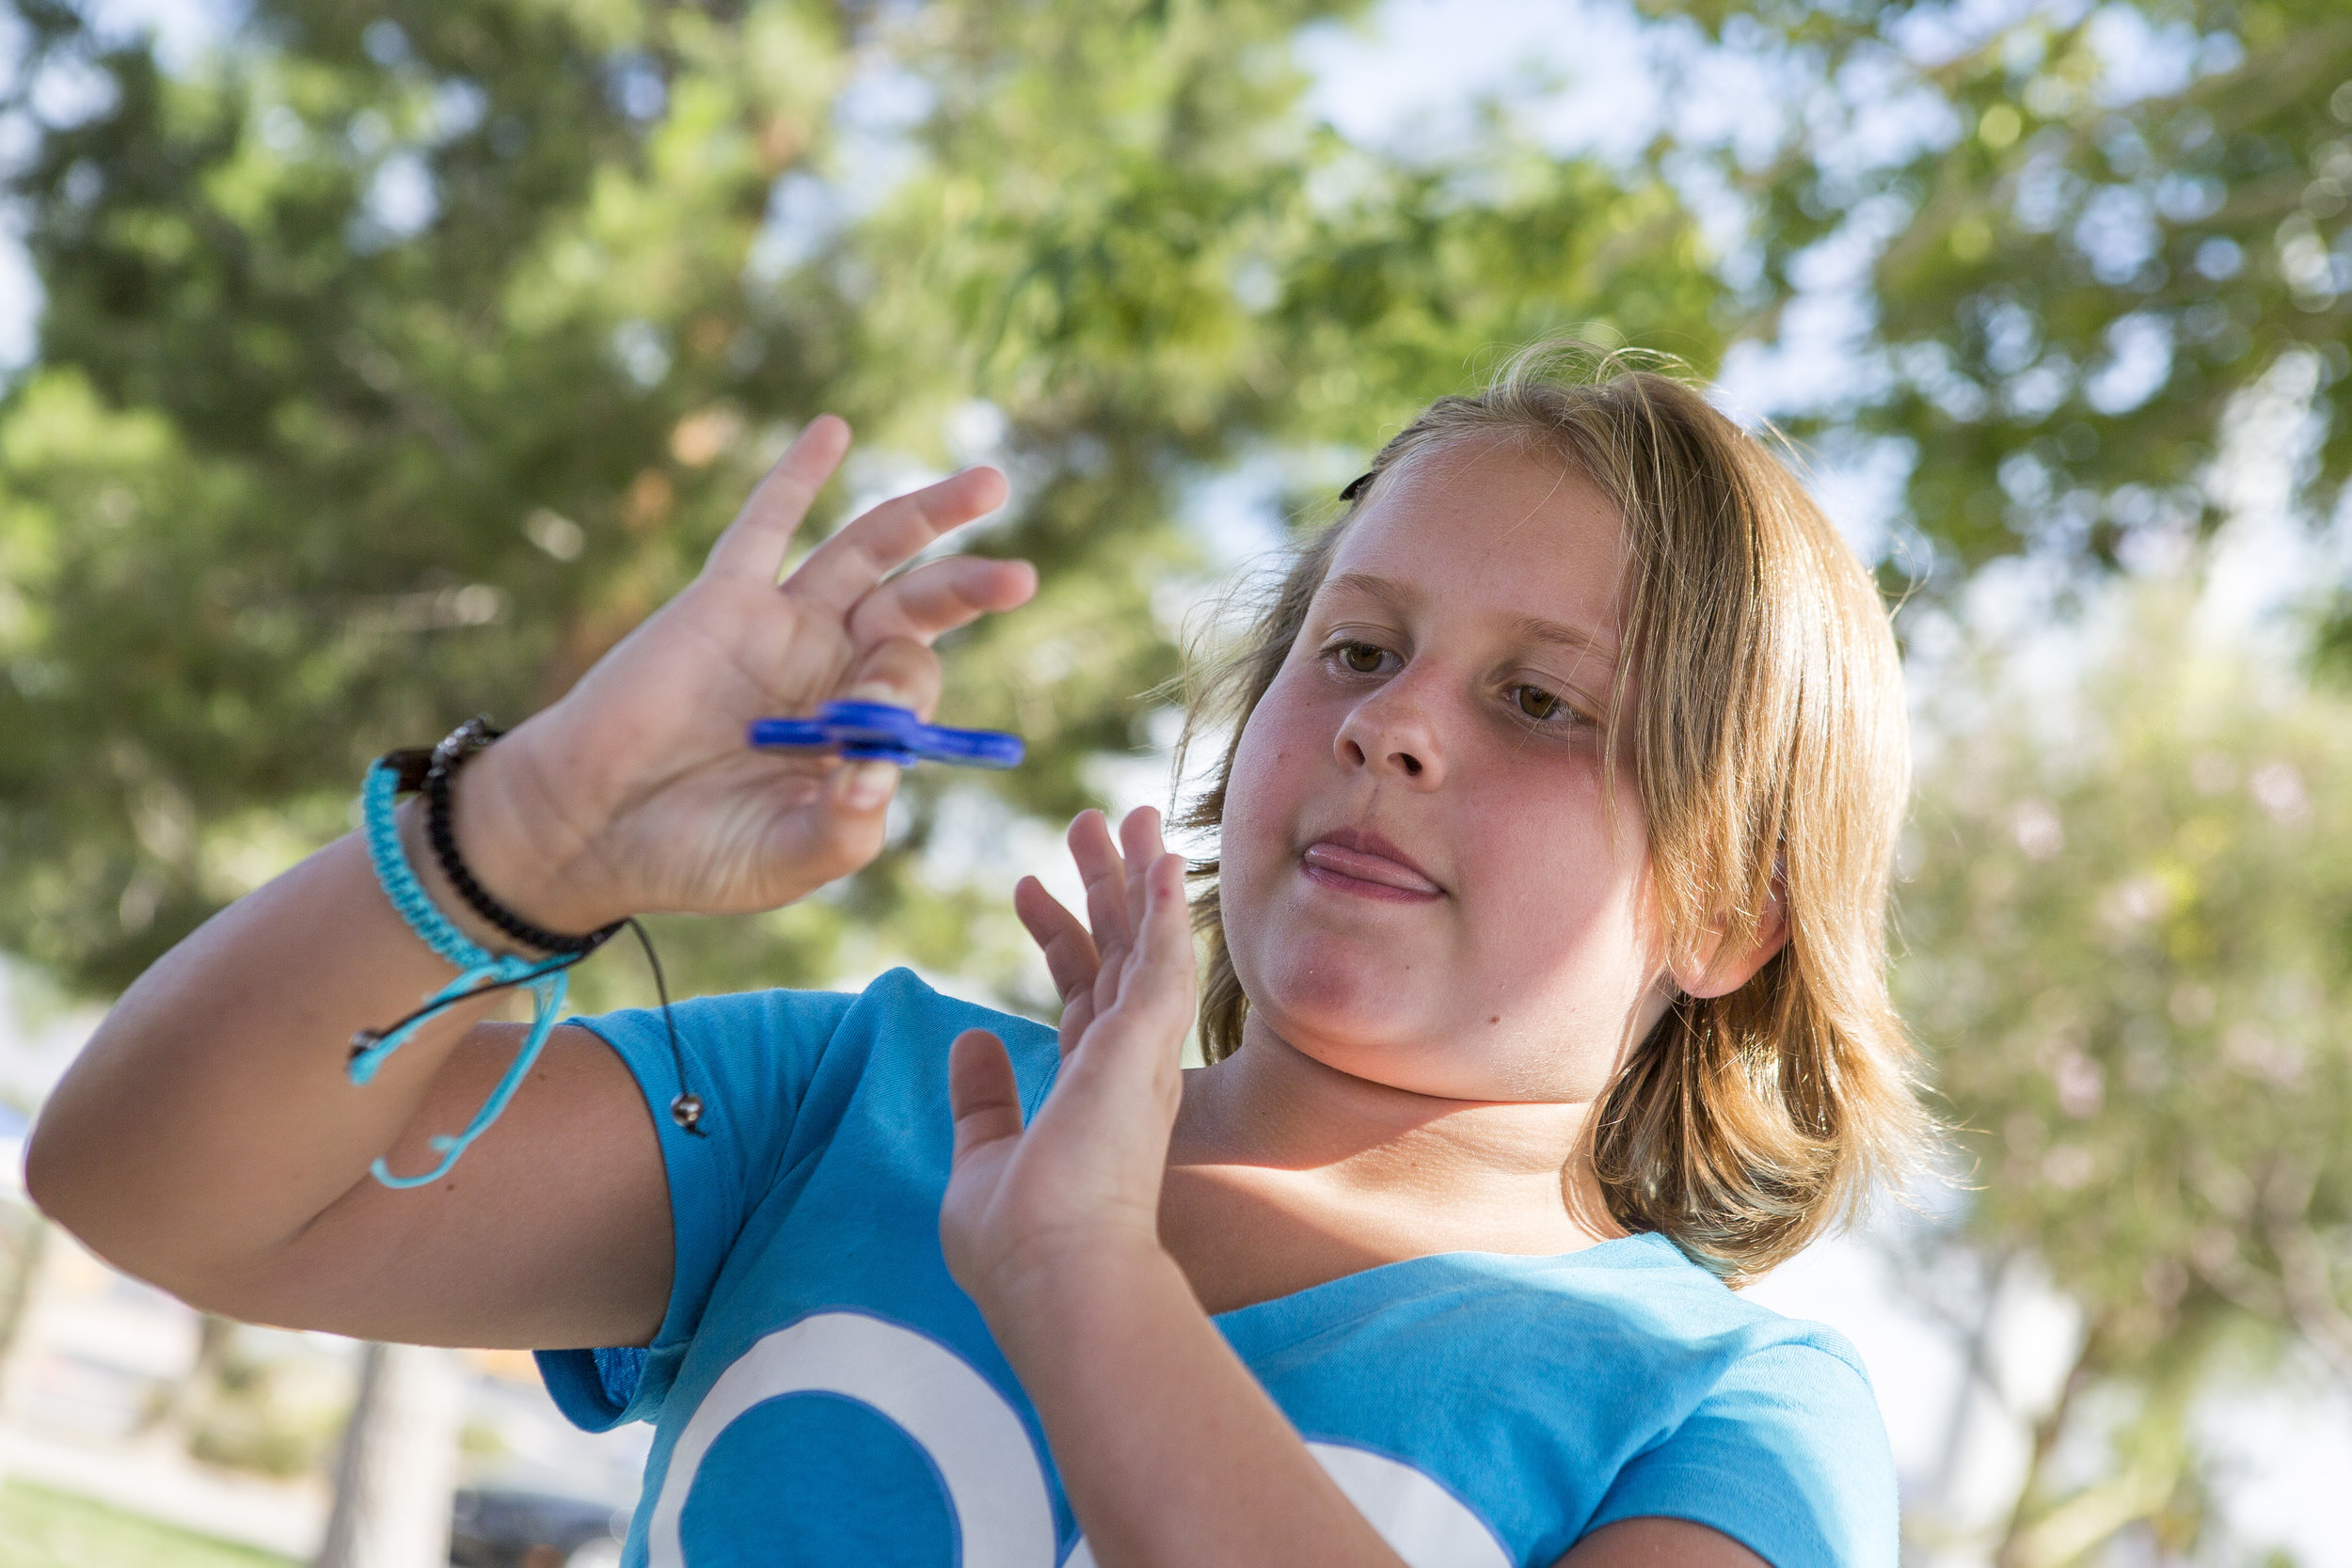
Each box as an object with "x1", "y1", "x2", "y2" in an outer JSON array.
[
  {"x1": 841, "y1": 635, "x2": 944, "y2": 721},
  {"x1": 947, "y1": 1029, "x2": 1025, "y2": 1165}
]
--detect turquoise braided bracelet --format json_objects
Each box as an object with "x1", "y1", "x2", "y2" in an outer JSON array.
[{"x1": 354, "y1": 759, "x2": 575, "y2": 1188}]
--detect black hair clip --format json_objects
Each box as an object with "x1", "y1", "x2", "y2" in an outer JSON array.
[{"x1": 1339, "y1": 470, "x2": 1377, "y2": 503}]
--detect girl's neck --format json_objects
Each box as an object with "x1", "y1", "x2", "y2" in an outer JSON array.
[{"x1": 1168, "y1": 1022, "x2": 1624, "y2": 1252}]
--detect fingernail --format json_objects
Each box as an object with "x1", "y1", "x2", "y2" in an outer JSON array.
[
  {"x1": 846, "y1": 680, "x2": 901, "y2": 705},
  {"x1": 844, "y1": 761, "x2": 899, "y2": 810}
]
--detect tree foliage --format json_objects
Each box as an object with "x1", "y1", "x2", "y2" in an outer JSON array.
[
  {"x1": 1899, "y1": 580, "x2": 2352, "y2": 1562},
  {"x1": 1676, "y1": 0, "x2": 2352, "y2": 578},
  {"x1": 0, "y1": 0, "x2": 1719, "y2": 1000}
]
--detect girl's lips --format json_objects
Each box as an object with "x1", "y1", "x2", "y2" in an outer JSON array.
[{"x1": 1299, "y1": 841, "x2": 1444, "y2": 899}]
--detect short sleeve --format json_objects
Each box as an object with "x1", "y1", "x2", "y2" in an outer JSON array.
[
  {"x1": 534, "y1": 986, "x2": 859, "y2": 1431},
  {"x1": 1585, "y1": 1340, "x2": 1898, "y2": 1568}
]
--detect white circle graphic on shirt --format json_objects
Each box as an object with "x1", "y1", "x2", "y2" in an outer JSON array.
[
  {"x1": 1059, "y1": 1440, "x2": 1510, "y2": 1568},
  {"x1": 645, "y1": 1310, "x2": 1057, "y2": 1568}
]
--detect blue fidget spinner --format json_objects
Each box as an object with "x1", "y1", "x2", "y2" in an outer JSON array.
[{"x1": 748, "y1": 701, "x2": 1025, "y2": 769}]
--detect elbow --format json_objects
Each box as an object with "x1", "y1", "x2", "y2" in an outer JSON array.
[
  {"x1": 21, "y1": 1037, "x2": 123, "y2": 1242},
  {"x1": 24, "y1": 1121, "x2": 230, "y2": 1315},
  {"x1": 23, "y1": 1097, "x2": 185, "y2": 1296},
  {"x1": 23, "y1": 1101, "x2": 311, "y2": 1326},
  {"x1": 23, "y1": 1099, "x2": 87, "y2": 1235},
  {"x1": 21, "y1": 1102, "x2": 130, "y2": 1275}
]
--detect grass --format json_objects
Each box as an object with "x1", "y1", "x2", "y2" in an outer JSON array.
[{"x1": 0, "y1": 1479, "x2": 295, "y2": 1568}]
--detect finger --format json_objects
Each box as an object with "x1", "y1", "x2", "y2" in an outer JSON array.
[
  {"x1": 947, "y1": 1029, "x2": 1025, "y2": 1167},
  {"x1": 1097, "y1": 853, "x2": 1199, "y2": 1037},
  {"x1": 846, "y1": 555, "x2": 1037, "y2": 648},
  {"x1": 786, "y1": 467, "x2": 1009, "y2": 615},
  {"x1": 1060, "y1": 853, "x2": 1197, "y2": 1101},
  {"x1": 820, "y1": 755, "x2": 901, "y2": 822},
  {"x1": 1144, "y1": 851, "x2": 1196, "y2": 979},
  {"x1": 1068, "y1": 811, "x2": 1132, "y2": 1006},
  {"x1": 839, "y1": 636, "x2": 944, "y2": 722},
  {"x1": 703, "y1": 416, "x2": 852, "y2": 583},
  {"x1": 1013, "y1": 876, "x2": 1100, "y2": 1009},
  {"x1": 1118, "y1": 807, "x2": 1167, "y2": 966}
]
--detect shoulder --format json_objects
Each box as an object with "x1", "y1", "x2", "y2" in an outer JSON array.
[
  {"x1": 834, "y1": 967, "x2": 1059, "y2": 1051},
  {"x1": 1219, "y1": 1237, "x2": 1891, "y2": 1568},
  {"x1": 1511, "y1": 1235, "x2": 1884, "y2": 1464},
  {"x1": 1439, "y1": 1234, "x2": 1871, "y2": 1377},
  {"x1": 575, "y1": 967, "x2": 1057, "y2": 1097},
  {"x1": 818, "y1": 968, "x2": 1062, "y2": 1106},
  {"x1": 1556, "y1": 1237, "x2": 1896, "y2": 1568},
  {"x1": 570, "y1": 981, "x2": 863, "y2": 1069},
  {"x1": 559, "y1": 966, "x2": 1057, "y2": 1220}
]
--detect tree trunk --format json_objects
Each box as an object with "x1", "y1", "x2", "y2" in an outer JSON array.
[
  {"x1": 0, "y1": 1213, "x2": 53, "y2": 1488},
  {"x1": 1994, "y1": 1323, "x2": 2101, "y2": 1568},
  {"x1": 134, "y1": 1311, "x2": 235, "y2": 1438},
  {"x1": 311, "y1": 1341, "x2": 462, "y2": 1568},
  {"x1": 1931, "y1": 1248, "x2": 2012, "y2": 1521}
]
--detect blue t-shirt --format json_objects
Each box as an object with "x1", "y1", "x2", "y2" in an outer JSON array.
[{"x1": 539, "y1": 970, "x2": 1896, "y2": 1568}]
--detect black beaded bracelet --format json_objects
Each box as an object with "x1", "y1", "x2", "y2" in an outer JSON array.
[{"x1": 417, "y1": 716, "x2": 623, "y2": 958}]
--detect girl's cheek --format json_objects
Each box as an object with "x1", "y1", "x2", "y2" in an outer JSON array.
[
  {"x1": 1220, "y1": 711, "x2": 1295, "y2": 871},
  {"x1": 1232, "y1": 675, "x2": 1325, "y2": 790}
]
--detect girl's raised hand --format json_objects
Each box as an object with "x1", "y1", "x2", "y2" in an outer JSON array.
[
  {"x1": 940, "y1": 808, "x2": 1198, "y2": 1313},
  {"x1": 454, "y1": 417, "x2": 1035, "y2": 932}
]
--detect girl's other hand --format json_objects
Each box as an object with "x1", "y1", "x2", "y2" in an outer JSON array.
[
  {"x1": 940, "y1": 808, "x2": 1197, "y2": 1317},
  {"x1": 453, "y1": 417, "x2": 1035, "y2": 932}
]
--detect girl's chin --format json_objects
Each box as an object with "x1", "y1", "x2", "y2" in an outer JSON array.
[{"x1": 1245, "y1": 958, "x2": 1431, "y2": 1030}]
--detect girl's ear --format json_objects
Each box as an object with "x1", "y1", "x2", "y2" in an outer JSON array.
[{"x1": 1668, "y1": 879, "x2": 1789, "y2": 1001}]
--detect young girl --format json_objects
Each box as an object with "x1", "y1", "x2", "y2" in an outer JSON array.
[{"x1": 28, "y1": 341, "x2": 1924, "y2": 1568}]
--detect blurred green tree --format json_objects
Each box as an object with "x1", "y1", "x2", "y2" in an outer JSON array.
[
  {"x1": 0, "y1": 0, "x2": 1720, "y2": 1002},
  {"x1": 1668, "y1": 0, "x2": 2352, "y2": 580},
  {"x1": 1898, "y1": 579, "x2": 2352, "y2": 1565}
]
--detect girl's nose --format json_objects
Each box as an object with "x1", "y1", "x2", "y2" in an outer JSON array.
[{"x1": 1334, "y1": 679, "x2": 1446, "y2": 787}]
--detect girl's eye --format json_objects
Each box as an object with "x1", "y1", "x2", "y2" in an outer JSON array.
[
  {"x1": 1511, "y1": 684, "x2": 1582, "y2": 726},
  {"x1": 1333, "y1": 641, "x2": 1389, "y2": 674}
]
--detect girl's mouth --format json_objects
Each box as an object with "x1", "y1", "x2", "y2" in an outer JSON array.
[{"x1": 1299, "y1": 839, "x2": 1444, "y2": 900}]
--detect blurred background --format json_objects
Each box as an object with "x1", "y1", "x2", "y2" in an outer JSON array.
[{"x1": 0, "y1": 0, "x2": 2347, "y2": 1563}]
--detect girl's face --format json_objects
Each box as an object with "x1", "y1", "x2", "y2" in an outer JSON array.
[{"x1": 1218, "y1": 440, "x2": 1670, "y2": 1104}]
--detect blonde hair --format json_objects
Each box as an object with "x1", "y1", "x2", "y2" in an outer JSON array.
[{"x1": 1176, "y1": 341, "x2": 1926, "y2": 1282}]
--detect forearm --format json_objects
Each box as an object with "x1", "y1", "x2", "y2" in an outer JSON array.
[
  {"x1": 984, "y1": 1244, "x2": 1406, "y2": 1568},
  {"x1": 26, "y1": 778, "x2": 550, "y2": 1295}
]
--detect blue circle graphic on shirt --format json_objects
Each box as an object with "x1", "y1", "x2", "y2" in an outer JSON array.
[
  {"x1": 648, "y1": 1312, "x2": 1057, "y2": 1568},
  {"x1": 1060, "y1": 1440, "x2": 1510, "y2": 1568},
  {"x1": 680, "y1": 1390, "x2": 957, "y2": 1564},
  {"x1": 649, "y1": 1309, "x2": 1510, "y2": 1568}
]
